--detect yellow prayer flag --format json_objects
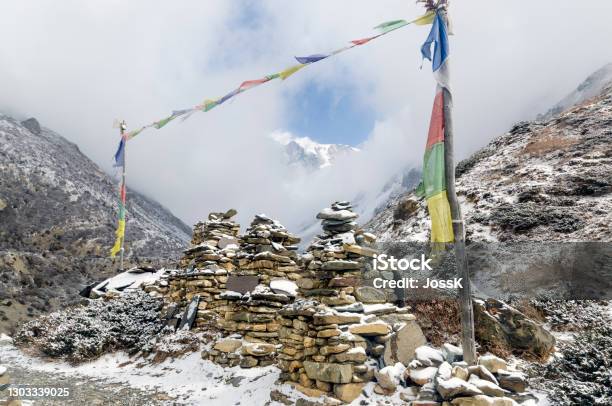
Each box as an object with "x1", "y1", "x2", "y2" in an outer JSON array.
[
  {"x1": 110, "y1": 219, "x2": 126, "y2": 257},
  {"x1": 412, "y1": 10, "x2": 436, "y2": 26},
  {"x1": 426, "y1": 191, "x2": 454, "y2": 243},
  {"x1": 279, "y1": 64, "x2": 306, "y2": 80}
]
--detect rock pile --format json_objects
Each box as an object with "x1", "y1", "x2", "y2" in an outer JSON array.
[
  {"x1": 382, "y1": 350, "x2": 531, "y2": 405},
  {"x1": 234, "y1": 214, "x2": 302, "y2": 284},
  {"x1": 299, "y1": 201, "x2": 381, "y2": 309},
  {"x1": 178, "y1": 209, "x2": 240, "y2": 270}
]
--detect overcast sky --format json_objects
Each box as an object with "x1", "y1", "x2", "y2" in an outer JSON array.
[{"x1": 2, "y1": 1, "x2": 612, "y2": 232}]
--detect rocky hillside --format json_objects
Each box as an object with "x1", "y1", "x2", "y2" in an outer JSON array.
[
  {"x1": 0, "y1": 115, "x2": 190, "y2": 330},
  {"x1": 366, "y1": 71, "x2": 612, "y2": 244}
]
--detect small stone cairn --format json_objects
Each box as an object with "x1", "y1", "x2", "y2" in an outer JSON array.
[{"x1": 298, "y1": 201, "x2": 379, "y2": 309}]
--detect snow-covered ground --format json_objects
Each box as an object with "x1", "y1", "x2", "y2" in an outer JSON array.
[{"x1": 0, "y1": 343, "x2": 282, "y2": 405}]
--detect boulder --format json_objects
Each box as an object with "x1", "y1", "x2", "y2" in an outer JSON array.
[
  {"x1": 21, "y1": 117, "x2": 41, "y2": 135},
  {"x1": 303, "y1": 361, "x2": 353, "y2": 384},
  {"x1": 436, "y1": 377, "x2": 483, "y2": 399},
  {"x1": 333, "y1": 383, "x2": 365, "y2": 403},
  {"x1": 473, "y1": 299, "x2": 555, "y2": 357},
  {"x1": 383, "y1": 320, "x2": 427, "y2": 366}
]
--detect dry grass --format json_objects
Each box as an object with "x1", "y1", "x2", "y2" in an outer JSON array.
[{"x1": 523, "y1": 134, "x2": 579, "y2": 156}]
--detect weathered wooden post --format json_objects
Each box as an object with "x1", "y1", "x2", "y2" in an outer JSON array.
[{"x1": 438, "y1": 1, "x2": 477, "y2": 365}]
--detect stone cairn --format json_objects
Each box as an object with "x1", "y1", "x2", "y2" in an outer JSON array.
[
  {"x1": 162, "y1": 209, "x2": 240, "y2": 329},
  {"x1": 275, "y1": 202, "x2": 428, "y2": 403},
  {"x1": 298, "y1": 201, "x2": 379, "y2": 309},
  {"x1": 203, "y1": 214, "x2": 302, "y2": 368}
]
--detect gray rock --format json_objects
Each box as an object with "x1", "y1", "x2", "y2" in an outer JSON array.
[{"x1": 383, "y1": 320, "x2": 427, "y2": 366}]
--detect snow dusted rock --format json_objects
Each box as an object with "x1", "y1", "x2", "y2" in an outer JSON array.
[
  {"x1": 468, "y1": 365, "x2": 499, "y2": 385},
  {"x1": 443, "y1": 343, "x2": 464, "y2": 363},
  {"x1": 478, "y1": 354, "x2": 507, "y2": 373},
  {"x1": 316, "y1": 208, "x2": 358, "y2": 221},
  {"x1": 436, "y1": 361, "x2": 452, "y2": 381},
  {"x1": 270, "y1": 279, "x2": 298, "y2": 297},
  {"x1": 0, "y1": 365, "x2": 6, "y2": 376},
  {"x1": 415, "y1": 346, "x2": 445, "y2": 367},
  {"x1": 436, "y1": 377, "x2": 483, "y2": 399},
  {"x1": 241, "y1": 342, "x2": 276, "y2": 357},
  {"x1": 375, "y1": 362, "x2": 406, "y2": 391},
  {"x1": 468, "y1": 375, "x2": 505, "y2": 397},
  {"x1": 409, "y1": 367, "x2": 439, "y2": 385}
]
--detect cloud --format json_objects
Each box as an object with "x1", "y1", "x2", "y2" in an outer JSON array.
[{"x1": 1, "y1": 0, "x2": 612, "y2": 233}]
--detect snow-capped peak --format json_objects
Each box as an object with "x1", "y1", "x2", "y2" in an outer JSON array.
[{"x1": 270, "y1": 131, "x2": 359, "y2": 169}]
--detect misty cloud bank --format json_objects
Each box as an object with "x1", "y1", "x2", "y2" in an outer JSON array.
[{"x1": 1, "y1": 0, "x2": 612, "y2": 232}]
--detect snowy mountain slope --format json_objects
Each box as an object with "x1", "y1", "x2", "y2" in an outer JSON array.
[
  {"x1": 271, "y1": 131, "x2": 359, "y2": 170},
  {"x1": 0, "y1": 115, "x2": 190, "y2": 329},
  {"x1": 0, "y1": 115, "x2": 190, "y2": 256},
  {"x1": 366, "y1": 68, "x2": 612, "y2": 244}
]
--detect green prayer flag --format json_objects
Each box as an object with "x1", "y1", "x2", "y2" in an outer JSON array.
[{"x1": 422, "y1": 142, "x2": 446, "y2": 198}]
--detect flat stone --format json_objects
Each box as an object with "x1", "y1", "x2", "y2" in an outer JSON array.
[
  {"x1": 436, "y1": 377, "x2": 483, "y2": 399},
  {"x1": 213, "y1": 338, "x2": 242, "y2": 353},
  {"x1": 468, "y1": 375, "x2": 505, "y2": 397},
  {"x1": 349, "y1": 322, "x2": 391, "y2": 336},
  {"x1": 313, "y1": 312, "x2": 361, "y2": 326},
  {"x1": 242, "y1": 342, "x2": 276, "y2": 357},
  {"x1": 303, "y1": 361, "x2": 353, "y2": 384},
  {"x1": 451, "y1": 395, "x2": 518, "y2": 406},
  {"x1": 317, "y1": 208, "x2": 358, "y2": 221},
  {"x1": 497, "y1": 372, "x2": 527, "y2": 393},
  {"x1": 288, "y1": 382, "x2": 327, "y2": 398},
  {"x1": 468, "y1": 365, "x2": 499, "y2": 385},
  {"x1": 321, "y1": 260, "x2": 361, "y2": 271},
  {"x1": 354, "y1": 286, "x2": 387, "y2": 304}
]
